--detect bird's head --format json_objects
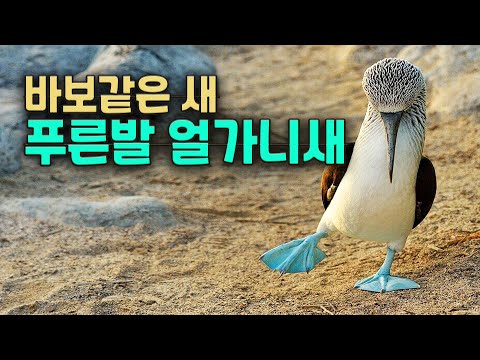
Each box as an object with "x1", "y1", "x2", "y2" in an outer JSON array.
[{"x1": 362, "y1": 58, "x2": 426, "y2": 183}]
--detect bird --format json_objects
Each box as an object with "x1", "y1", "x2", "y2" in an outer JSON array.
[{"x1": 260, "y1": 58, "x2": 436, "y2": 293}]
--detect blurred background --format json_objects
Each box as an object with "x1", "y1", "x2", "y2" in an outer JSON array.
[{"x1": 0, "y1": 45, "x2": 478, "y2": 314}]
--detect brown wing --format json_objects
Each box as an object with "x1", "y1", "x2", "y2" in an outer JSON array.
[
  {"x1": 321, "y1": 143, "x2": 355, "y2": 210},
  {"x1": 413, "y1": 156, "x2": 436, "y2": 228}
]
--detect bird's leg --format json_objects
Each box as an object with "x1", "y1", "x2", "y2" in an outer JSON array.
[
  {"x1": 377, "y1": 246, "x2": 396, "y2": 276},
  {"x1": 354, "y1": 247, "x2": 420, "y2": 293},
  {"x1": 260, "y1": 231, "x2": 328, "y2": 274}
]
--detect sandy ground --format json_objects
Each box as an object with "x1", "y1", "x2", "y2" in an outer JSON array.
[{"x1": 0, "y1": 45, "x2": 479, "y2": 314}]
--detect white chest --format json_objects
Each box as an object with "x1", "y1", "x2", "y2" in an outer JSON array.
[{"x1": 321, "y1": 117, "x2": 423, "y2": 243}]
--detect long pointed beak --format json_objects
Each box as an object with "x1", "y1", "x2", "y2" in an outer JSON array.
[{"x1": 380, "y1": 111, "x2": 403, "y2": 183}]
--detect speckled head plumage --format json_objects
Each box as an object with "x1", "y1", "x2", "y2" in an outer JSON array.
[
  {"x1": 362, "y1": 58, "x2": 426, "y2": 113},
  {"x1": 361, "y1": 58, "x2": 427, "y2": 183}
]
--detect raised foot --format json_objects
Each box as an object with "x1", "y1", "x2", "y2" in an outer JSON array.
[
  {"x1": 354, "y1": 274, "x2": 420, "y2": 293},
  {"x1": 260, "y1": 234, "x2": 326, "y2": 274}
]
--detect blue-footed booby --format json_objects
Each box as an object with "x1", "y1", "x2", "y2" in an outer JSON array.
[{"x1": 260, "y1": 58, "x2": 437, "y2": 292}]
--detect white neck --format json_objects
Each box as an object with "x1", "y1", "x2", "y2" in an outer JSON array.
[{"x1": 349, "y1": 104, "x2": 425, "y2": 193}]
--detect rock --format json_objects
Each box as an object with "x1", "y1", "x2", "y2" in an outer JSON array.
[
  {"x1": 0, "y1": 45, "x2": 216, "y2": 175},
  {"x1": 0, "y1": 45, "x2": 100, "y2": 175},
  {"x1": 0, "y1": 126, "x2": 23, "y2": 175},
  {"x1": 0, "y1": 196, "x2": 175, "y2": 230},
  {"x1": 0, "y1": 89, "x2": 25, "y2": 175},
  {"x1": 398, "y1": 45, "x2": 480, "y2": 116},
  {"x1": 79, "y1": 45, "x2": 216, "y2": 93},
  {"x1": 0, "y1": 45, "x2": 101, "y2": 88},
  {"x1": 0, "y1": 88, "x2": 23, "y2": 126},
  {"x1": 76, "y1": 45, "x2": 217, "y2": 121},
  {"x1": 338, "y1": 45, "x2": 404, "y2": 68}
]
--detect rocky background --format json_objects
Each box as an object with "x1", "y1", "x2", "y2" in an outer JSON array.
[{"x1": 0, "y1": 45, "x2": 478, "y2": 314}]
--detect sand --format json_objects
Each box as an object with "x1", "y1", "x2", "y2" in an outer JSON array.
[{"x1": 0, "y1": 45, "x2": 479, "y2": 314}]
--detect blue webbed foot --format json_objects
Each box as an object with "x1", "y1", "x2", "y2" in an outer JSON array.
[
  {"x1": 354, "y1": 247, "x2": 420, "y2": 293},
  {"x1": 260, "y1": 233, "x2": 326, "y2": 274},
  {"x1": 354, "y1": 274, "x2": 420, "y2": 293}
]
